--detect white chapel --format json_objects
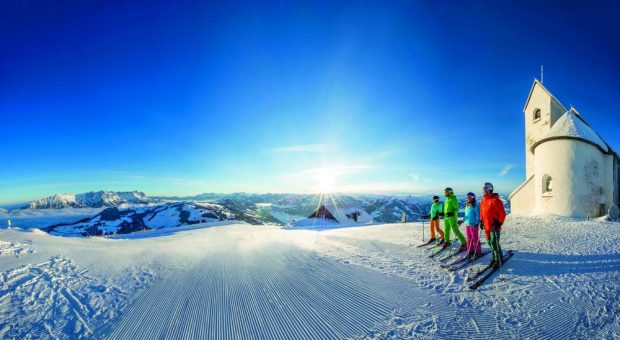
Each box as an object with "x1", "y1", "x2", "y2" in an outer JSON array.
[{"x1": 509, "y1": 80, "x2": 620, "y2": 218}]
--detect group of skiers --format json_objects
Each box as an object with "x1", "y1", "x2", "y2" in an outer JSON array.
[{"x1": 427, "y1": 182, "x2": 507, "y2": 268}]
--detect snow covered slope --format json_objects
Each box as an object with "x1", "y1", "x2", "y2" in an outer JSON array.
[
  {"x1": 43, "y1": 201, "x2": 282, "y2": 237},
  {"x1": 44, "y1": 202, "x2": 236, "y2": 236},
  {"x1": 0, "y1": 215, "x2": 618, "y2": 338},
  {"x1": 26, "y1": 191, "x2": 154, "y2": 209}
]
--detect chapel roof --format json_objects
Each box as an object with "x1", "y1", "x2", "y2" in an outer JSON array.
[
  {"x1": 523, "y1": 79, "x2": 567, "y2": 113},
  {"x1": 531, "y1": 108, "x2": 609, "y2": 153}
]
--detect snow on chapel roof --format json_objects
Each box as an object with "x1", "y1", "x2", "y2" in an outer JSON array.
[{"x1": 532, "y1": 109, "x2": 609, "y2": 153}]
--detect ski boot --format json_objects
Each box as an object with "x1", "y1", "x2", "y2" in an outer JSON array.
[{"x1": 493, "y1": 255, "x2": 504, "y2": 268}]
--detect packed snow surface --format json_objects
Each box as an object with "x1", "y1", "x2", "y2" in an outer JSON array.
[{"x1": 0, "y1": 214, "x2": 619, "y2": 339}]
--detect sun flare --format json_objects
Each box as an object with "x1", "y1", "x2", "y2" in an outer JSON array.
[{"x1": 313, "y1": 169, "x2": 337, "y2": 193}]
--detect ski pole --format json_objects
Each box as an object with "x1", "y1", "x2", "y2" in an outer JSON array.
[{"x1": 475, "y1": 225, "x2": 481, "y2": 258}]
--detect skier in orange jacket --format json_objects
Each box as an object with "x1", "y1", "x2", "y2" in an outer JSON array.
[{"x1": 480, "y1": 182, "x2": 506, "y2": 268}]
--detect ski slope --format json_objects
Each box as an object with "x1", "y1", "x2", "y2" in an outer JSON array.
[{"x1": 0, "y1": 215, "x2": 619, "y2": 338}]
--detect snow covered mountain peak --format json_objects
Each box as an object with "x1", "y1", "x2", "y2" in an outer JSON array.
[{"x1": 26, "y1": 191, "x2": 154, "y2": 209}]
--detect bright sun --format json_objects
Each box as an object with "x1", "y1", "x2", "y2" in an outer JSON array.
[{"x1": 314, "y1": 169, "x2": 337, "y2": 193}]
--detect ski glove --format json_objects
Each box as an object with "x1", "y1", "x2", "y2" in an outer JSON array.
[
  {"x1": 479, "y1": 221, "x2": 484, "y2": 230},
  {"x1": 446, "y1": 212, "x2": 455, "y2": 217},
  {"x1": 492, "y1": 219, "x2": 502, "y2": 231},
  {"x1": 457, "y1": 220, "x2": 463, "y2": 226},
  {"x1": 439, "y1": 212, "x2": 445, "y2": 217},
  {"x1": 432, "y1": 216, "x2": 439, "y2": 221}
]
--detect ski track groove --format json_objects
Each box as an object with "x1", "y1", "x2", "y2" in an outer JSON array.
[
  {"x1": 105, "y1": 241, "x2": 539, "y2": 340},
  {"x1": 105, "y1": 246, "x2": 405, "y2": 339}
]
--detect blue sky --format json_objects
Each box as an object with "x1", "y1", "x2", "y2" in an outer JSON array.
[{"x1": 1, "y1": 0, "x2": 619, "y2": 204}]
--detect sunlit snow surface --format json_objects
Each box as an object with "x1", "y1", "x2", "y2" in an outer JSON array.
[{"x1": 0, "y1": 215, "x2": 619, "y2": 339}]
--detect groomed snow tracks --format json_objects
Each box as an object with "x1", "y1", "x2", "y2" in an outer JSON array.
[{"x1": 104, "y1": 247, "x2": 409, "y2": 339}]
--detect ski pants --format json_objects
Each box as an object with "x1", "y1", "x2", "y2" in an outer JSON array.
[
  {"x1": 465, "y1": 225, "x2": 482, "y2": 256},
  {"x1": 444, "y1": 217, "x2": 466, "y2": 246},
  {"x1": 486, "y1": 231, "x2": 503, "y2": 263},
  {"x1": 430, "y1": 219, "x2": 444, "y2": 239}
]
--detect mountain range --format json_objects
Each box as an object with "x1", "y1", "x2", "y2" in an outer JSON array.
[
  {"x1": 19, "y1": 191, "x2": 509, "y2": 236},
  {"x1": 25, "y1": 191, "x2": 155, "y2": 209},
  {"x1": 44, "y1": 201, "x2": 281, "y2": 237}
]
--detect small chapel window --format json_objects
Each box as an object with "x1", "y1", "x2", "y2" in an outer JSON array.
[
  {"x1": 533, "y1": 108, "x2": 542, "y2": 121},
  {"x1": 543, "y1": 175, "x2": 553, "y2": 195}
]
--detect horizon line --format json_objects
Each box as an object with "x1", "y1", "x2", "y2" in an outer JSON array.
[{"x1": 0, "y1": 188, "x2": 511, "y2": 207}]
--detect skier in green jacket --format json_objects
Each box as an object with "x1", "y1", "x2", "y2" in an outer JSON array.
[{"x1": 443, "y1": 187, "x2": 467, "y2": 251}]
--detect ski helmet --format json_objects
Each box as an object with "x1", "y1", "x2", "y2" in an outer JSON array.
[
  {"x1": 466, "y1": 192, "x2": 477, "y2": 206},
  {"x1": 432, "y1": 195, "x2": 439, "y2": 200},
  {"x1": 482, "y1": 182, "x2": 494, "y2": 192},
  {"x1": 444, "y1": 187, "x2": 453, "y2": 194}
]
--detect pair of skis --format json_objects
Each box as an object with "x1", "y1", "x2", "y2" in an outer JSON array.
[
  {"x1": 416, "y1": 238, "x2": 441, "y2": 248},
  {"x1": 467, "y1": 250, "x2": 514, "y2": 290},
  {"x1": 428, "y1": 243, "x2": 453, "y2": 258},
  {"x1": 418, "y1": 238, "x2": 513, "y2": 289},
  {"x1": 441, "y1": 252, "x2": 475, "y2": 268},
  {"x1": 437, "y1": 247, "x2": 465, "y2": 261},
  {"x1": 424, "y1": 241, "x2": 464, "y2": 259},
  {"x1": 428, "y1": 241, "x2": 467, "y2": 260},
  {"x1": 441, "y1": 251, "x2": 490, "y2": 271}
]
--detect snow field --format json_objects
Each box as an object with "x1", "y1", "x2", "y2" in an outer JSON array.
[
  {"x1": 0, "y1": 255, "x2": 155, "y2": 339},
  {"x1": 0, "y1": 215, "x2": 618, "y2": 339},
  {"x1": 294, "y1": 215, "x2": 620, "y2": 338}
]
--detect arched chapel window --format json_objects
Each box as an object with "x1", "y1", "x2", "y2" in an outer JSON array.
[
  {"x1": 543, "y1": 174, "x2": 552, "y2": 195},
  {"x1": 533, "y1": 108, "x2": 542, "y2": 121}
]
